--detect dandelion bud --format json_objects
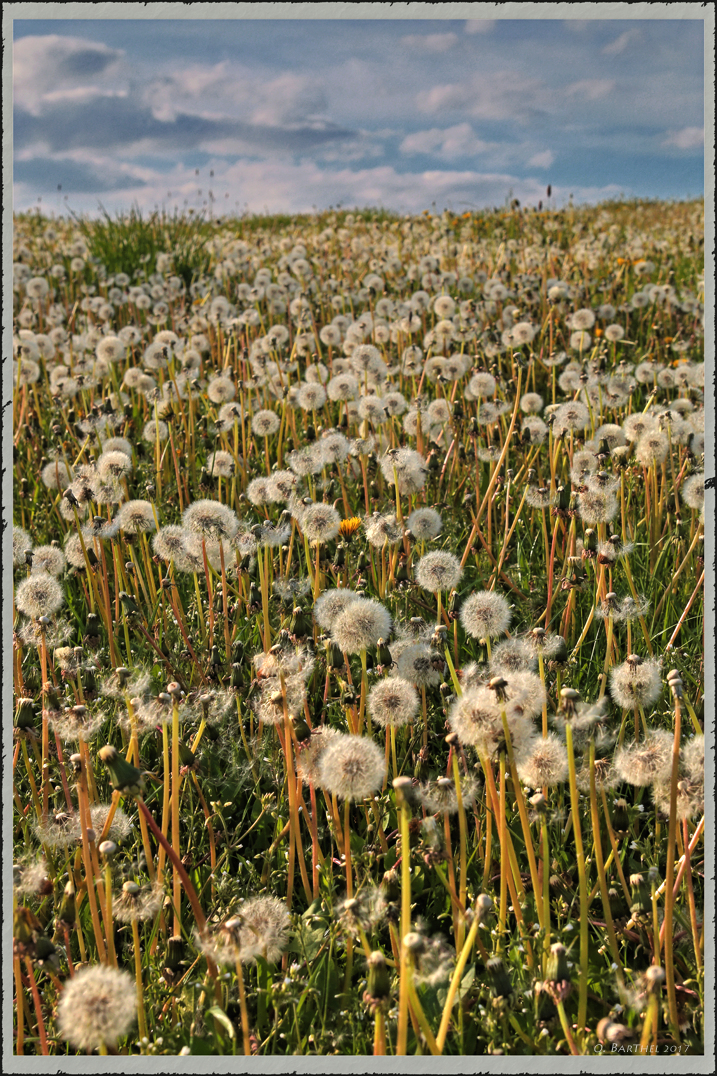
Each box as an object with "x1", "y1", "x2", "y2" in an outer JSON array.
[
  {"x1": 381, "y1": 868, "x2": 400, "y2": 903},
  {"x1": 546, "y1": 942, "x2": 571, "y2": 984},
  {"x1": 365, "y1": 951, "x2": 391, "y2": 1005},
  {"x1": 559, "y1": 687, "x2": 580, "y2": 717},
  {"x1": 529, "y1": 791, "x2": 548, "y2": 814},
  {"x1": 644, "y1": 965, "x2": 666, "y2": 996},
  {"x1": 445, "y1": 731, "x2": 459, "y2": 747},
  {"x1": 669, "y1": 676, "x2": 683, "y2": 698},
  {"x1": 178, "y1": 741, "x2": 195, "y2": 767},
  {"x1": 14, "y1": 905, "x2": 40, "y2": 951},
  {"x1": 393, "y1": 775, "x2": 419, "y2": 810},
  {"x1": 57, "y1": 881, "x2": 76, "y2": 927},
  {"x1": 584, "y1": 529, "x2": 598, "y2": 554},
  {"x1": 123, "y1": 881, "x2": 140, "y2": 897},
  {"x1": 69, "y1": 752, "x2": 82, "y2": 774},
  {"x1": 488, "y1": 675, "x2": 508, "y2": 701},
  {"x1": 162, "y1": 934, "x2": 186, "y2": 985},
  {"x1": 14, "y1": 697, "x2": 36, "y2": 731},
  {"x1": 99, "y1": 840, "x2": 118, "y2": 859},
  {"x1": 376, "y1": 639, "x2": 392, "y2": 667},
  {"x1": 473, "y1": 893, "x2": 493, "y2": 924},
  {"x1": 597, "y1": 1017, "x2": 634, "y2": 1045},
  {"x1": 292, "y1": 717, "x2": 311, "y2": 743},
  {"x1": 34, "y1": 933, "x2": 60, "y2": 970},
  {"x1": 666, "y1": 668, "x2": 681, "y2": 682},
  {"x1": 486, "y1": 956, "x2": 513, "y2": 998},
  {"x1": 98, "y1": 744, "x2": 145, "y2": 797},
  {"x1": 629, "y1": 873, "x2": 651, "y2": 916},
  {"x1": 402, "y1": 931, "x2": 425, "y2": 955},
  {"x1": 328, "y1": 644, "x2": 345, "y2": 671},
  {"x1": 166, "y1": 681, "x2": 182, "y2": 698}
]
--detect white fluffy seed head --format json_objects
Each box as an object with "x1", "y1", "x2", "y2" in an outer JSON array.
[
  {"x1": 460, "y1": 591, "x2": 512, "y2": 640},
  {"x1": 331, "y1": 598, "x2": 392, "y2": 654},
  {"x1": 318, "y1": 734, "x2": 387, "y2": 800},
  {"x1": 56, "y1": 964, "x2": 137, "y2": 1051},
  {"x1": 415, "y1": 551, "x2": 463, "y2": 594},
  {"x1": 368, "y1": 677, "x2": 420, "y2": 729}
]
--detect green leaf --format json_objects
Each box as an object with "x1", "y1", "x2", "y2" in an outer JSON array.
[{"x1": 205, "y1": 1005, "x2": 236, "y2": 1040}]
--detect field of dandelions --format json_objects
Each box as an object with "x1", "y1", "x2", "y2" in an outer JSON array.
[{"x1": 12, "y1": 199, "x2": 706, "y2": 1058}]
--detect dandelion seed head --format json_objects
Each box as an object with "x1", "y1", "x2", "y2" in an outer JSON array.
[
  {"x1": 460, "y1": 591, "x2": 511, "y2": 640},
  {"x1": 208, "y1": 450, "x2": 235, "y2": 478},
  {"x1": 516, "y1": 734, "x2": 568, "y2": 788},
  {"x1": 15, "y1": 572, "x2": 64, "y2": 619},
  {"x1": 368, "y1": 677, "x2": 420, "y2": 729},
  {"x1": 489, "y1": 637, "x2": 536, "y2": 675},
  {"x1": 313, "y1": 587, "x2": 359, "y2": 630},
  {"x1": 609, "y1": 656, "x2": 663, "y2": 709},
  {"x1": 614, "y1": 730, "x2": 673, "y2": 787},
  {"x1": 331, "y1": 598, "x2": 392, "y2": 654},
  {"x1": 56, "y1": 965, "x2": 137, "y2": 1051},
  {"x1": 29, "y1": 545, "x2": 66, "y2": 576},
  {"x1": 113, "y1": 881, "x2": 164, "y2": 924},
  {"x1": 415, "y1": 551, "x2": 463, "y2": 594},
  {"x1": 207, "y1": 375, "x2": 236, "y2": 404},
  {"x1": 251, "y1": 410, "x2": 281, "y2": 437},
  {"x1": 406, "y1": 507, "x2": 442, "y2": 541},
  {"x1": 681, "y1": 472, "x2": 704, "y2": 510},
  {"x1": 635, "y1": 431, "x2": 669, "y2": 467},
  {"x1": 296, "y1": 727, "x2": 343, "y2": 786},
  {"x1": 577, "y1": 488, "x2": 618, "y2": 525},
  {"x1": 183, "y1": 499, "x2": 238, "y2": 541},
  {"x1": 300, "y1": 502, "x2": 341, "y2": 543},
  {"x1": 13, "y1": 526, "x2": 33, "y2": 568},
  {"x1": 364, "y1": 512, "x2": 403, "y2": 549},
  {"x1": 116, "y1": 500, "x2": 157, "y2": 534},
  {"x1": 318, "y1": 734, "x2": 387, "y2": 800}
]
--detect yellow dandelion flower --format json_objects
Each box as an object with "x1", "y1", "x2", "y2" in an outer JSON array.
[{"x1": 339, "y1": 517, "x2": 362, "y2": 540}]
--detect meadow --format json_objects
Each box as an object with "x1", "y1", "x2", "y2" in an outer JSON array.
[{"x1": 11, "y1": 197, "x2": 705, "y2": 1057}]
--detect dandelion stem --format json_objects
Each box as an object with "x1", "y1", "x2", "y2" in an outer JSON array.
[{"x1": 564, "y1": 720, "x2": 589, "y2": 1038}]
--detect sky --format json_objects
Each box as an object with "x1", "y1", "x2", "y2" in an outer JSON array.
[{"x1": 12, "y1": 15, "x2": 706, "y2": 218}]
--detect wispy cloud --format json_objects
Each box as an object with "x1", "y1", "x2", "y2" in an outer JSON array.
[
  {"x1": 416, "y1": 72, "x2": 548, "y2": 123},
  {"x1": 565, "y1": 79, "x2": 615, "y2": 101},
  {"x1": 528, "y1": 150, "x2": 554, "y2": 169},
  {"x1": 464, "y1": 20, "x2": 496, "y2": 35},
  {"x1": 662, "y1": 126, "x2": 704, "y2": 150},
  {"x1": 399, "y1": 123, "x2": 489, "y2": 159},
  {"x1": 400, "y1": 33, "x2": 458, "y2": 53},
  {"x1": 602, "y1": 29, "x2": 640, "y2": 55},
  {"x1": 14, "y1": 34, "x2": 125, "y2": 114}
]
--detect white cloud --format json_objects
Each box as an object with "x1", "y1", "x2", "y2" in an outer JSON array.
[
  {"x1": 141, "y1": 64, "x2": 329, "y2": 128},
  {"x1": 400, "y1": 123, "x2": 489, "y2": 159},
  {"x1": 17, "y1": 155, "x2": 623, "y2": 218},
  {"x1": 14, "y1": 34, "x2": 125, "y2": 114},
  {"x1": 250, "y1": 73, "x2": 328, "y2": 126},
  {"x1": 464, "y1": 20, "x2": 496, "y2": 35},
  {"x1": 663, "y1": 126, "x2": 704, "y2": 150},
  {"x1": 602, "y1": 29, "x2": 640, "y2": 56},
  {"x1": 528, "y1": 150, "x2": 554, "y2": 169},
  {"x1": 400, "y1": 33, "x2": 459, "y2": 53},
  {"x1": 565, "y1": 79, "x2": 615, "y2": 101},
  {"x1": 417, "y1": 72, "x2": 547, "y2": 123}
]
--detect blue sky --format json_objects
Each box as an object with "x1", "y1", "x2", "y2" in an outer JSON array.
[{"x1": 13, "y1": 16, "x2": 705, "y2": 217}]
